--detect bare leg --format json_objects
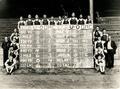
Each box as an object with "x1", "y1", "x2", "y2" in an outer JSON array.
[
  {"x1": 99, "y1": 65, "x2": 102, "y2": 72},
  {"x1": 9, "y1": 66, "x2": 14, "y2": 73},
  {"x1": 6, "y1": 66, "x2": 10, "y2": 73}
]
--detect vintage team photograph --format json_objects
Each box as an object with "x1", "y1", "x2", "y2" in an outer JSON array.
[{"x1": 0, "y1": 0, "x2": 120, "y2": 89}]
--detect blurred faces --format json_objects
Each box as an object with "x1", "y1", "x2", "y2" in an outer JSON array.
[
  {"x1": 72, "y1": 12, "x2": 75, "y2": 17},
  {"x1": 4, "y1": 37, "x2": 8, "y2": 42},
  {"x1": 13, "y1": 38, "x2": 16, "y2": 43},
  {"x1": 14, "y1": 28, "x2": 17, "y2": 33},
  {"x1": 51, "y1": 16, "x2": 54, "y2": 20},
  {"x1": 43, "y1": 14, "x2": 47, "y2": 19},
  {"x1": 79, "y1": 14, "x2": 83, "y2": 18},
  {"x1": 108, "y1": 36, "x2": 111, "y2": 41},
  {"x1": 9, "y1": 56, "x2": 13, "y2": 61},
  {"x1": 28, "y1": 14, "x2": 32, "y2": 19},
  {"x1": 20, "y1": 16, "x2": 23, "y2": 21},
  {"x1": 98, "y1": 37, "x2": 101, "y2": 41},
  {"x1": 96, "y1": 27, "x2": 100, "y2": 31},
  {"x1": 103, "y1": 30, "x2": 106, "y2": 34},
  {"x1": 87, "y1": 15, "x2": 91, "y2": 19},
  {"x1": 98, "y1": 55, "x2": 102, "y2": 60},
  {"x1": 58, "y1": 16, "x2": 62, "y2": 20},
  {"x1": 35, "y1": 14, "x2": 39, "y2": 19},
  {"x1": 64, "y1": 16, "x2": 68, "y2": 19}
]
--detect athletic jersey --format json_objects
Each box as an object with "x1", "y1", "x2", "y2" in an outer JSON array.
[
  {"x1": 94, "y1": 30, "x2": 101, "y2": 37},
  {"x1": 78, "y1": 19, "x2": 84, "y2": 25},
  {"x1": 14, "y1": 36, "x2": 19, "y2": 43},
  {"x1": 70, "y1": 18, "x2": 77, "y2": 25},
  {"x1": 63, "y1": 19, "x2": 69, "y2": 24},
  {"x1": 18, "y1": 21, "x2": 25, "y2": 28},
  {"x1": 101, "y1": 34, "x2": 108, "y2": 42},
  {"x1": 50, "y1": 20, "x2": 55, "y2": 25},
  {"x1": 34, "y1": 19, "x2": 40, "y2": 25},
  {"x1": 96, "y1": 41, "x2": 103, "y2": 48},
  {"x1": 95, "y1": 53, "x2": 104, "y2": 63},
  {"x1": 11, "y1": 43, "x2": 18, "y2": 50},
  {"x1": 7, "y1": 59, "x2": 14, "y2": 66},
  {"x1": 26, "y1": 19, "x2": 33, "y2": 25},
  {"x1": 86, "y1": 19, "x2": 92, "y2": 24},
  {"x1": 57, "y1": 20, "x2": 62, "y2": 25},
  {"x1": 9, "y1": 51, "x2": 16, "y2": 58},
  {"x1": 42, "y1": 19, "x2": 48, "y2": 25},
  {"x1": 11, "y1": 33, "x2": 19, "y2": 41}
]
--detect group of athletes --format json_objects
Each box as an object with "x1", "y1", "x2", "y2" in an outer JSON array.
[
  {"x1": 18, "y1": 12, "x2": 92, "y2": 29},
  {"x1": 2, "y1": 12, "x2": 117, "y2": 75},
  {"x1": 93, "y1": 26, "x2": 117, "y2": 74}
]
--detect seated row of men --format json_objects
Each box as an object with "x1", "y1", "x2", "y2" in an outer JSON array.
[
  {"x1": 2, "y1": 29, "x2": 19, "y2": 74},
  {"x1": 18, "y1": 12, "x2": 92, "y2": 29},
  {"x1": 93, "y1": 26, "x2": 117, "y2": 74}
]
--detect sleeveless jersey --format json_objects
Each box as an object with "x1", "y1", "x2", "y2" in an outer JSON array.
[
  {"x1": 96, "y1": 41, "x2": 103, "y2": 48},
  {"x1": 7, "y1": 60, "x2": 14, "y2": 66},
  {"x1": 101, "y1": 34, "x2": 107, "y2": 41},
  {"x1": 34, "y1": 20, "x2": 40, "y2": 25},
  {"x1": 78, "y1": 19, "x2": 84, "y2": 25},
  {"x1": 63, "y1": 19, "x2": 69, "y2": 24},
  {"x1": 70, "y1": 18, "x2": 77, "y2": 24},
  {"x1": 43, "y1": 19, "x2": 48, "y2": 25},
  {"x1": 86, "y1": 19, "x2": 92, "y2": 24},
  {"x1": 26, "y1": 19, "x2": 33, "y2": 25},
  {"x1": 50, "y1": 21, "x2": 55, "y2": 25}
]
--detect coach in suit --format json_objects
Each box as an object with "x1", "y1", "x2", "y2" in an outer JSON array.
[
  {"x1": 2, "y1": 37, "x2": 10, "y2": 68},
  {"x1": 104, "y1": 36, "x2": 117, "y2": 68}
]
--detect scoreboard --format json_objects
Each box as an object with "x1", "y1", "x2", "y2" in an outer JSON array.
[{"x1": 19, "y1": 25, "x2": 93, "y2": 68}]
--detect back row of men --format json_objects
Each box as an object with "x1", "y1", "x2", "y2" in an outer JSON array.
[{"x1": 18, "y1": 12, "x2": 92, "y2": 29}]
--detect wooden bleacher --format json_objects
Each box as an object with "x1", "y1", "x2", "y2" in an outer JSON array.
[{"x1": 0, "y1": 17, "x2": 120, "y2": 67}]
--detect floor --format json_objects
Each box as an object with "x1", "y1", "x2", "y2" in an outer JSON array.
[{"x1": 0, "y1": 66, "x2": 120, "y2": 89}]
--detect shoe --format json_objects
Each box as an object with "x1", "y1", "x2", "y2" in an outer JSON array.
[
  {"x1": 6, "y1": 73, "x2": 9, "y2": 75},
  {"x1": 101, "y1": 72, "x2": 105, "y2": 75}
]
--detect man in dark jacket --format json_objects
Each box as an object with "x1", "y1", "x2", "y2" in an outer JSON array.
[
  {"x1": 104, "y1": 36, "x2": 117, "y2": 68},
  {"x1": 2, "y1": 37, "x2": 10, "y2": 68}
]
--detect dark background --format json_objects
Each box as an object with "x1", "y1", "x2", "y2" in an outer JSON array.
[{"x1": 0, "y1": 0, "x2": 119, "y2": 18}]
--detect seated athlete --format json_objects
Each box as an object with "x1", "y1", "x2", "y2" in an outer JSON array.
[
  {"x1": 9, "y1": 47, "x2": 16, "y2": 58},
  {"x1": 33, "y1": 14, "x2": 41, "y2": 25},
  {"x1": 95, "y1": 46, "x2": 104, "y2": 55},
  {"x1": 49, "y1": 16, "x2": 55, "y2": 25},
  {"x1": 78, "y1": 14, "x2": 85, "y2": 25},
  {"x1": 10, "y1": 28, "x2": 19, "y2": 42},
  {"x1": 63, "y1": 15, "x2": 69, "y2": 24},
  {"x1": 18, "y1": 16, "x2": 25, "y2": 29},
  {"x1": 94, "y1": 37, "x2": 104, "y2": 51},
  {"x1": 5, "y1": 56, "x2": 16, "y2": 75},
  {"x1": 42, "y1": 14, "x2": 49, "y2": 25},
  {"x1": 69, "y1": 12, "x2": 77, "y2": 25},
  {"x1": 94, "y1": 53, "x2": 105, "y2": 74},
  {"x1": 57, "y1": 16, "x2": 63, "y2": 25},
  {"x1": 86, "y1": 15, "x2": 92, "y2": 24},
  {"x1": 10, "y1": 38, "x2": 19, "y2": 52},
  {"x1": 12, "y1": 32, "x2": 19, "y2": 43},
  {"x1": 9, "y1": 46, "x2": 19, "y2": 69},
  {"x1": 93, "y1": 26, "x2": 103, "y2": 41},
  {"x1": 26, "y1": 14, "x2": 33, "y2": 25}
]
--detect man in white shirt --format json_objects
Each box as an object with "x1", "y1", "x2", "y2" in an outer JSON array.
[{"x1": 104, "y1": 36, "x2": 117, "y2": 68}]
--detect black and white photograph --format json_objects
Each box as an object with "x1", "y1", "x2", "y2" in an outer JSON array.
[{"x1": 0, "y1": 0, "x2": 120, "y2": 89}]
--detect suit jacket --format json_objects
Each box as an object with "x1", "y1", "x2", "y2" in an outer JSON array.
[
  {"x1": 2, "y1": 41, "x2": 10, "y2": 50},
  {"x1": 104, "y1": 40, "x2": 117, "y2": 54}
]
